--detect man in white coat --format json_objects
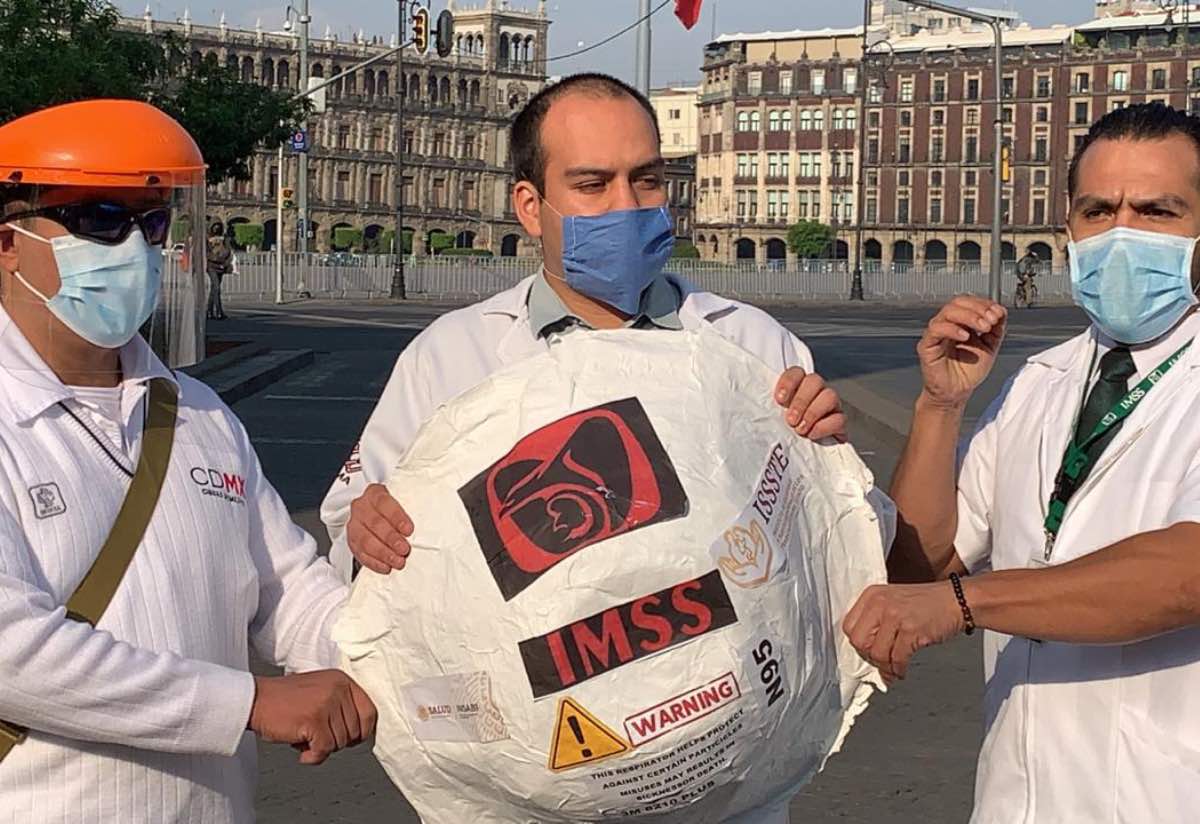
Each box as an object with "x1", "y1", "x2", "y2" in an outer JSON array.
[
  {"x1": 843, "y1": 102, "x2": 1200, "y2": 822},
  {"x1": 0, "y1": 100, "x2": 374, "y2": 823},
  {"x1": 321, "y1": 73, "x2": 860, "y2": 823}
]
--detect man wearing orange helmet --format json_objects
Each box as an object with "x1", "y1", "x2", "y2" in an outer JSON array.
[{"x1": 0, "y1": 100, "x2": 374, "y2": 822}]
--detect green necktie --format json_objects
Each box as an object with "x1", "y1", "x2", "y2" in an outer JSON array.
[{"x1": 1072, "y1": 346, "x2": 1137, "y2": 489}]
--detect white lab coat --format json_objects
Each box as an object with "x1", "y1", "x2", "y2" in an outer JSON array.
[{"x1": 955, "y1": 309, "x2": 1200, "y2": 823}]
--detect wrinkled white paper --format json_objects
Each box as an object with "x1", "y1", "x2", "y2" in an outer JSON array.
[{"x1": 336, "y1": 328, "x2": 890, "y2": 823}]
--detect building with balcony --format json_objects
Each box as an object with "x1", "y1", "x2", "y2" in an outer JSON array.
[
  {"x1": 125, "y1": 0, "x2": 550, "y2": 256},
  {"x1": 695, "y1": 25, "x2": 867, "y2": 264}
]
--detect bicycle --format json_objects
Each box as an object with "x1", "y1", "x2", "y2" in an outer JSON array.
[{"x1": 1014, "y1": 276, "x2": 1039, "y2": 309}]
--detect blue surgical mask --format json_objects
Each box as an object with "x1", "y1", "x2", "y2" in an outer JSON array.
[
  {"x1": 9, "y1": 224, "x2": 162, "y2": 349},
  {"x1": 545, "y1": 202, "x2": 675, "y2": 315},
  {"x1": 1069, "y1": 226, "x2": 1199, "y2": 344}
]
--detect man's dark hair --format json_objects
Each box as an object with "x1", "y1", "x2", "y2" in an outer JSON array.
[
  {"x1": 511, "y1": 73, "x2": 661, "y2": 193},
  {"x1": 1069, "y1": 102, "x2": 1200, "y2": 199}
]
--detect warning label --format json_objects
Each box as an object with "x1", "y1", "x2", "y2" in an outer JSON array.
[
  {"x1": 592, "y1": 707, "x2": 746, "y2": 816},
  {"x1": 548, "y1": 697, "x2": 630, "y2": 771},
  {"x1": 624, "y1": 672, "x2": 741, "y2": 747}
]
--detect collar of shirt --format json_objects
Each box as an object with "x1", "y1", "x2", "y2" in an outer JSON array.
[
  {"x1": 527, "y1": 271, "x2": 684, "y2": 339},
  {"x1": 1093, "y1": 306, "x2": 1200, "y2": 380},
  {"x1": 1030, "y1": 307, "x2": 1200, "y2": 379},
  {"x1": 0, "y1": 302, "x2": 178, "y2": 425}
]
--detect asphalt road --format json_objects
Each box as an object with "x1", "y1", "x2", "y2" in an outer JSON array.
[{"x1": 217, "y1": 298, "x2": 1089, "y2": 823}]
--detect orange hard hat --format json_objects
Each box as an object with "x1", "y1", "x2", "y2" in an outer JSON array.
[{"x1": 0, "y1": 99, "x2": 206, "y2": 188}]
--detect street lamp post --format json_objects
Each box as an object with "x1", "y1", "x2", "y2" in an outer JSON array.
[
  {"x1": 885, "y1": 0, "x2": 1005, "y2": 303},
  {"x1": 635, "y1": 0, "x2": 652, "y2": 95},
  {"x1": 298, "y1": 0, "x2": 311, "y2": 255},
  {"x1": 850, "y1": 0, "x2": 871, "y2": 301},
  {"x1": 393, "y1": 0, "x2": 408, "y2": 299}
]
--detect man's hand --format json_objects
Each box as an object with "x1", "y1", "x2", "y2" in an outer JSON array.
[
  {"x1": 774, "y1": 368, "x2": 847, "y2": 442},
  {"x1": 347, "y1": 483, "x2": 414, "y2": 574},
  {"x1": 248, "y1": 670, "x2": 378, "y2": 765},
  {"x1": 842, "y1": 582, "x2": 965, "y2": 683},
  {"x1": 918, "y1": 296, "x2": 1007, "y2": 410}
]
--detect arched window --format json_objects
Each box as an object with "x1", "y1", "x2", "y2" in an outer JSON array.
[
  {"x1": 782, "y1": 110, "x2": 793, "y2": 131},
  {"x1": 750, "y1": 111, "x2": 761, "y2": 131},
  {"x1": 439, "y1": 76, "x2": 451, "y2": 103},
  {"x1": 226, "y1": 53, "x2": 238, "y2": 72},
  {"x1": 813, "y1": 109, "x2": 825, "y2": 131},
  {"x1": 241, "y1": 56, "x2": 254, "y2": 82},
  {"x1": 457, "y1": 34, "x2": 463, "y2": 54},
  {"x1": 833, "y1": 108, "x2": 844, "y2": 130},
  {"x1": 799, "y1": 110, "x2": 812, "y2": 130},
  {"x1": 768, "y1": 110, "x2": 781, "y2": 131},
  {"x1": 427, "y1": 75, "x2": 438, "y2": 102},
  {"x1": 408, "y1": 73, "x2": 421, "y2": 100},
  {"x1": 500, "y1": 33, "x2": 510, "y2": 64},
  {"x1": 277, "y1": 59, "x2": 290, "y2": 88},
  {"x1": 377, "y1": 71, "x2": 389, "y2": 97},
  {"x1": 470, "y1": 79, "x2": 481, "y2": 106},
  {"x1": 845, "y1": 108, "x2": 857, "y2": 130},
  {"x1": 459, "y1": 78, "x2": 469, "y2": 104},
  {"x1": 261, "y1": 57, "x2": 275, "y2": 86},
  {"x1": 364, "y1": 70, "x2": 376, "y2": 97},
  {"x1": 737, "y1": 111, "x2": 750, "y2": 132},
  {"x1": 312, "y1": 63, "x2": 324, "y2": 78}
]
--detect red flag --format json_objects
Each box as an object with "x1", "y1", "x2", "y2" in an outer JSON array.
[{"x1": 675, "y1": 0, "x2": 704, "y2": 30}]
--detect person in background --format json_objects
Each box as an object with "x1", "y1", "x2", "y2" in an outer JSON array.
[{"x1": 206, "y1": 220, "x2": 232, "y2": 320}]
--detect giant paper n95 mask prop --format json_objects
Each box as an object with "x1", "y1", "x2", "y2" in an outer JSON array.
[{"x1": 336, "y1": 327, "x2": 891, "y2": 823}]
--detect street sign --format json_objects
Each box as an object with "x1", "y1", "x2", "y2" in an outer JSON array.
[
  {"x1": 307, "y1": 77, "x2": 327, "y2": 114},
  {"x1": 291, "y1": 130, "x2": 309, "y2": 153}
]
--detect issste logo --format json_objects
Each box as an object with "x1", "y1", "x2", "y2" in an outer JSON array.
[{"x1": 190, "y1": 467, "x2": 247, "y2": 504}]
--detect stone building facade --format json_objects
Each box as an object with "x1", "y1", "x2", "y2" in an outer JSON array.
[
  {"x1": 125, "y1": 0, "x2": 549, "y2": 256},
  {"x1": 697, "y1": 5, "x2": 1200, "y2": 271}
]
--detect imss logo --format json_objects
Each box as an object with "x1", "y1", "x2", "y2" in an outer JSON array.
[{"x1": 190, "y1": 467, "x2": 247, "y2": 505}]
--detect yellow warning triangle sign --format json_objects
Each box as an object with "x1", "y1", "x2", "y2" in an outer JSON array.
[{"x1": 548, "y1": 696, "x2": 629, "y2": 772}]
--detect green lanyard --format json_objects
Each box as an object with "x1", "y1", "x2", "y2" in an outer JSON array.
[{"x1": 1042, "y1": 339, "x2": 1194, "y2": 559}]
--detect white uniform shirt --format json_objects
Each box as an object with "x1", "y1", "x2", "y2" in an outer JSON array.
[
  {"x1": 955, "y1": 309, "x2": 1200, "y2": 824},
  {"x1": 0, "y1": 309, "x2": 347, "y2": 823},
  {"x1": 320, "y1": 274, "x2": 818, "y2": 579}
]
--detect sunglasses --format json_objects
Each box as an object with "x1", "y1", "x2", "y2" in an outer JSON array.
[{"x1": 4, "y1": 202, "x2": 173, "y2": 247}]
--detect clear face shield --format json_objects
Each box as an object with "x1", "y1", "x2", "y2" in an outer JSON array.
[{"x1": 0, "y1": 178, "x2": 206, "y2": 388}]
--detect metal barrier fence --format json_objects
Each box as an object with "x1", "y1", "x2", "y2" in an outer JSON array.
[{"x1": 224, "y1": 253, "x2": 1068, "y2": 304}]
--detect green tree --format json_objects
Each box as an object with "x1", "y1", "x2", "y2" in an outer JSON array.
[
  {"x1": 232, "y1": 223, "x2": 264, "y2": 250},
  {"x1": 333, "y1": 227, "x2": 364, "y2": 252},
  {"x1": 786, "y1": 220, "x2": 835, "y2": 259},
  {"x1": 0, "y1": 0, "x2": 304, "y2": 184},
  {"x1": 671, "y1": 240, "x2": 701, "y2": 259}
]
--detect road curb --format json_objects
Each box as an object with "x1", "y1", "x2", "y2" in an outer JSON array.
[
  {"x1": 185, "y1": 349, "x2": 316, "y2": 405},
  {"x1": 833, "y1": 376, "x2": 912, "y2": 453},
  {"x1": 184, "y1": 341, "x2": 268, "y2": 379}
]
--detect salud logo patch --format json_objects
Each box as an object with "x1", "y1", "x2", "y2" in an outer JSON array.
[
  {"x1": 29, "y1": 483, "x2": 66, "y2": 519},
  {"x1": 459, "y1": 398, "x2": 689, "y2": 601}
]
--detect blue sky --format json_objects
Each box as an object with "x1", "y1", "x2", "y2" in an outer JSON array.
[{"x1": 117, "y1": 0, "x2": 1096, "y2": 85}]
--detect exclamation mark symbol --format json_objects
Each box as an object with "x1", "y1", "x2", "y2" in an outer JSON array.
[{"x1": 567, "y1": 715, "x2": 591, "y2": 758}]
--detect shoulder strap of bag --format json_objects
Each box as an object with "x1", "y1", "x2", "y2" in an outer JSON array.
[{"x1": 0, "y1": 378, "x2": 179, "y2": 763}]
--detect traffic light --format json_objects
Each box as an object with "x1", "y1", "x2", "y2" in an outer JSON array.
[
  {"x1": 436, "y1": 10, "x2": 455, "y2": 58},
  {"x1": 1000, "y1": 142, "x2": 1012, "y2": 183},
  {"x1": 413, "y1": 8, "x2": 430, "y2": 56},
  {"x1": 282, "y1": 187, "x2": 295, "y2": 209}
]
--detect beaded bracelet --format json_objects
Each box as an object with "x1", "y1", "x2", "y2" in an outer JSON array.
[{"x1": 948, "y1": 572, "x2": 976, "y2": 636}]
